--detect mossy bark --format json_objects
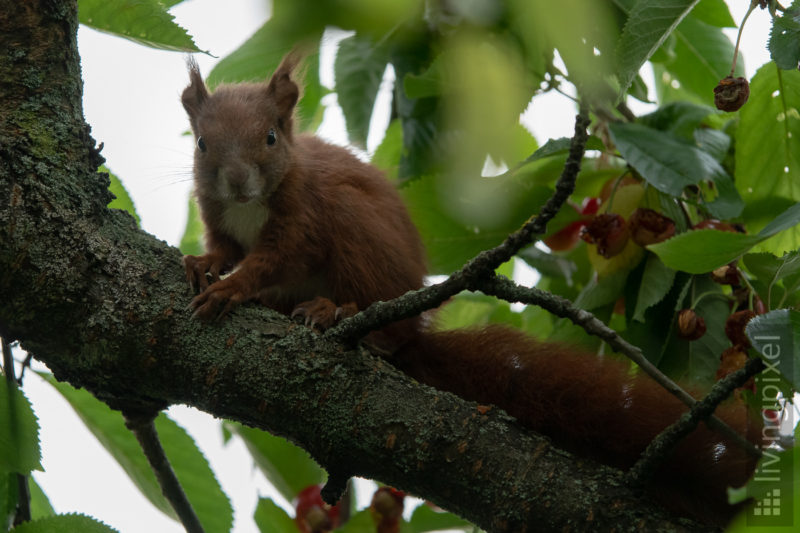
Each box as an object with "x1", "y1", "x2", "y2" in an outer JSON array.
[{"x1": 0, "y1": 2, "x2": 706, "y2": 531}]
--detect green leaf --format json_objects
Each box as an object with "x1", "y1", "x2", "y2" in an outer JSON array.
[
  {"x1": 519, "y1": 135, "x2": 604, "y2": 166},
  {"x1": 151, "y1": 416, "x2": 232, "y2": 532},
  {"x1": 0, "y1": 378, "x2": 42, "y2": 474},
  {"x1": 1, "y1": 476, "x2": 55, "y2": 523},
  {"x1": 490, "y1": 123, "x2": 539, "y2": 169},
  {"x1": 690, "y1": 0, "x2": 736, "y2": 27},
  {"x1": 574, "y1": 270, "x2": 628, "y2": 310},
  {"x1": 759, "y1": 201, "x2": 800, "y2": 237},
  {"x1": 104, "y1": 166, "x2": 139, "y2": 225},
  {"x1": 407, "y1": 504, "x2": 472, "y2": 532},
  {"x1": 77, "y1": 0, "x2": 202, "y2": 53},
  {"x1": 518, "y1": 246, "x2": 578, "y2": 283},
  {"x1": 179, "y1": 196, "x2": 204, "y2": 256},
  {"x1": 736, "y1": 64, "x2": 800, "y2": 252},
  {"x1": 693, "y1": 127, "x2": 730, "y2": 162},
  {"x1": 649, "y1": 203, "x2": 800, "y2": 273},
  {"x1": 628, "y1": 72, "x2": 653, "y2": 103},
  {"x1": 206, "y1": 20, "x2": 324, "y2": 131},
  {"x1": 224, "y1": 422, "x2": 325, "y2": 503},
  {"x1": 392, "y1": 45, "x2": 445, "y2": 180},
  {"x1": 10, "y1": 513, "x2": 119, "y2": 533},
  {"x1": 371, "y1": 120, "x2": 403, "y2": 180},
  {"x1": 607, "y1": 122, "x2": 698, "y2": 195},
  {"x1": 335, "y1": 509, "x2": 376, "y2": 532},
  {"x1": 744, "y1": 251, "x2": 800, "y2": 282},
  {"x1": 658, "y1": 15, "x2": 743, "y2": 104},
  {"x1": 616, "y1": 0, "x2": 701, "y2": 96},
  {"x1": 638, "y1": 101, "x2": 715, "y2": 140},
  {"x1": 633, "y1": 254, "x2": 676, "y2": 322},
  {"x1": 1, "y1": 472, "x2": 17, "y2": 529},
  {"x1": 403, "y1": 53, "x2": 447, "y2": 100},
  {"x1": 400, "y1": 175, "x2": 554, "y2": 274},
  {"x1": 648, "y1": 231, "x2": 759, "y2": 274},
  {"x1": 28, "y1": 478, "x2": 55, "y2": 520},
  {"x1": 705, "y1": 169, "x2": 743, "y2": 221},
  {"x1": 43, "y1": 376, "x2": 232, "y2": 532},
  {"x1": 434, "y1": 292, "x2": 520, "y2": 331},
  {"x1": 334, "y1": 35, "x2": 388, "y2": 147},
  {"x1": 769, "y1": 3, "x2": 800, "y2": 70},
  {"x1": 609, "y1": 122, "x2": 743, "y2": 218},
  {"x1": 747, "y1": 309, "x2": 800, "y2": 390},
  {"x1": 253, "y1": 498, "x2": 297, "y2": 533}
]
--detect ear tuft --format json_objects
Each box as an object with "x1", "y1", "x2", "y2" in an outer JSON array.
[
  {"x1": 266, "y1": 50, "x2": 303, "y2": 123},
  {"x1": 181, "y1": 57, "x2": 209, "y2": 122}
]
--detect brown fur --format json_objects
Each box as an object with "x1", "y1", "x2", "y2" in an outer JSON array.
[{"x1": 181, "y1": 54, "x2": 761, "y2": 525}]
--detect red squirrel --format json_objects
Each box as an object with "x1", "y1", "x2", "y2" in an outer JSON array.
[{"x1": 181, "y1": 53, "x2": 762, "y2": 525}]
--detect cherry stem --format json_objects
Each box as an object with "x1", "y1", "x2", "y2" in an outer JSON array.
[
  {"x1": 690, "y1": 290, "x2": 729, "y2": 310},
  {"x1": 730, "y1": 1, "x2": 759, "y2": 76}
]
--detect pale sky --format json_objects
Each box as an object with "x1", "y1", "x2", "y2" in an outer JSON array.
[{"x1": 17, "y1": 1, "x2": 775, "y2": 532}]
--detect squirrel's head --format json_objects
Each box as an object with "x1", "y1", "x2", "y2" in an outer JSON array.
[{"x1": 181, "y1": 52, "x2": 302, "y2": 204}]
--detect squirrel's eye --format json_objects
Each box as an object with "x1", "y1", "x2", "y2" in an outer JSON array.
[
  {"x1": 197, "y1": 136, "x2": 207, "y2": 152},
  {"x1": 266, "y1": 129, "x2": 277, "y2": 146}
]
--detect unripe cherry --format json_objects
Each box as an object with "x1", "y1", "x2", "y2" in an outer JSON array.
[
  {"x1": 678, "y1": 309, "x2": 706, "y2": 341},
  {"x1": 628, "y1": 207, "x2": 675, "y2": 246}
]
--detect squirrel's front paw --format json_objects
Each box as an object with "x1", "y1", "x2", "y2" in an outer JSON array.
[
  {"x1": 291, "y1": 297, "x2": 357, "y2": 330},
  {"x1": 189, "y1": 277, "x2": 248, "y2": 321},
  {"x1": 183, "y1": 253, "x2": 228, "y2": 292}
]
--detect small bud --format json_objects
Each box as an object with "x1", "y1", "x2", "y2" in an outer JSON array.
[
  {"x1": 295, "y1": 485, "x2": 340, "y2": 533},
  {"x1": 711, "y1": 263, "x2": 740, "y2": 285},
  {"x1": 628, "y1": 208, "x2": 676, "y2": 246},
  {"x1": 678, "y1": 309, "x2": 707, "y2": 340},
  {"x1": 580, "y1": 213, "x2": 629, "y2": 258},
  {"x1": 714, "y1": 76, "x2": 750, "y2": 112},
  {"x1": 754, "y1": 296, "x2": 768, "y2": 315},
  {"x1": 725, "y1": 309, "x2": 756, "y2": 347},
  {"x1": 304, "y1": 507, "x2": 332, "y2": 533},
  {"x1": 370, "y1": 487, "x2": 405, "y2": 533}
]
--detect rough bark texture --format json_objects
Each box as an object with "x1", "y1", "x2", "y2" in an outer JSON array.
[{"x1": 0, "y1": 2, "x2": 707, "y2": 531}]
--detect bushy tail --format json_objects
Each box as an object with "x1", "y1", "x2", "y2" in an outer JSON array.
[{"x1": 393, "y1": 325, "x2": 762, "y2": 525}]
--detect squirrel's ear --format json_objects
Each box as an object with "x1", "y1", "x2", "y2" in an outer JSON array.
[
  {"x1": 182, "y1": 58, "x2": 209, "y2": 123},
  {"x1": 266, "y1": 51, "x2": 301, "y2": 123}
]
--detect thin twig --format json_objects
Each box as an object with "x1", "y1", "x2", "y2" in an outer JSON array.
[
  {"x1": 626, "y1": 357, "x2": 765, "y2": 486},
  {"x1": 326, "y1": 108, "x2": 591, "y2": 344},
  {"x1": 477, "y1": 275, "x2": 763, "y2": 459},
  {"x1": 2, "y1": 337, "x2": 32, "y2": 525},
  {"x1": 124, "y1": 413, "x2": 206, "y2": 533}
]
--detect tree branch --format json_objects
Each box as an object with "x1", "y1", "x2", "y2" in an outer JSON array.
[
  {"x1": 627, "y1": 357, "x2": 765, "y2": 487},
  {"x1": 478, "y1": 275, "x2": 762, "y2": 458},
  {"x1": 0, "y1": 2, "x2": 709, "y2": 531},
  {"x1": 124, "y1": 412, "x2": 206, "y2": 533},
  {"x1": 327, "y1": 108, "x2": 591, "y2": 344}
]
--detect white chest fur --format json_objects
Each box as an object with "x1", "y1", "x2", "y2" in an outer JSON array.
[{"x1": 220, "y1": 202, "x2": 269, "y2": 252}]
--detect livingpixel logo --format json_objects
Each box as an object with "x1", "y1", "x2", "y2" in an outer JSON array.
[{"x1": 748, "y1": 332, "x2": 794, "y2": 527}]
